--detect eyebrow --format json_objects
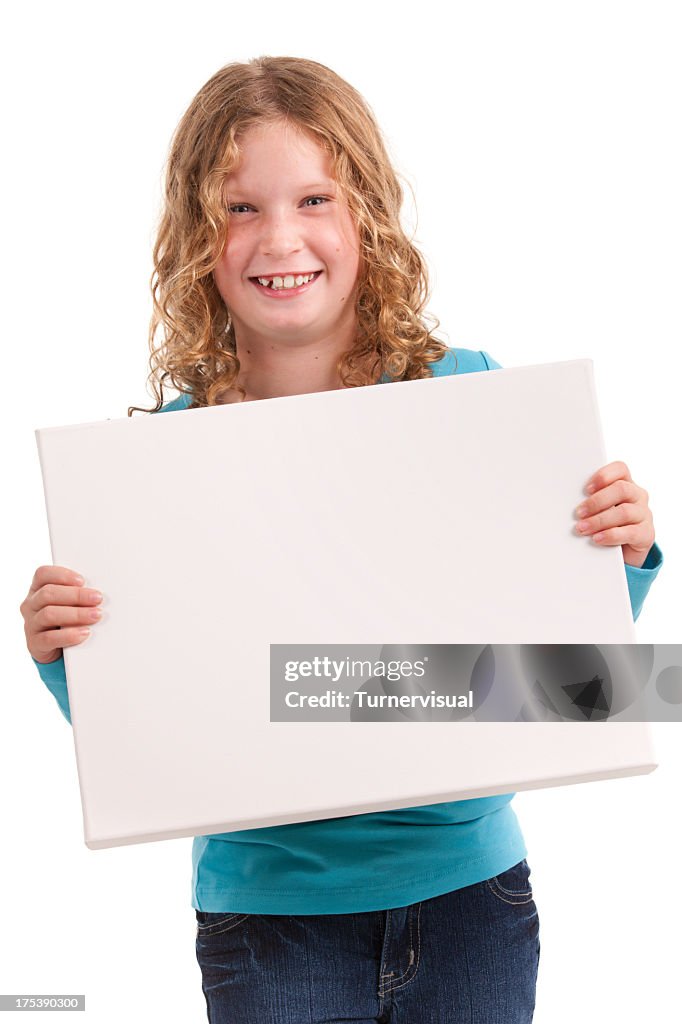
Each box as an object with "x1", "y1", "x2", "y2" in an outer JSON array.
[{"x1": 226, "y1": 182, "x2": 336, "y2": 194}]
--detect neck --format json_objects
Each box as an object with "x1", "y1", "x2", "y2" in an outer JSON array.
[{"x1": 224, "y1": 333, "x2": 353, "y2": 402}]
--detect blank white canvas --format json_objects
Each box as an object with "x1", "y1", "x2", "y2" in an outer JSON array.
[{"x1": 34, "y1": 360, "x2": 655, "y2": 849}]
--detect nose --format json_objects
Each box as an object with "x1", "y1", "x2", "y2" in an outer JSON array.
[{"x1": 260, "y1": 211, "x2": 304, "y2": 260}]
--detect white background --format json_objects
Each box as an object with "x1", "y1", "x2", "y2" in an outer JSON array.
[{"x1": 2, "y1": 1, "x2": 680, "y2": 1021}]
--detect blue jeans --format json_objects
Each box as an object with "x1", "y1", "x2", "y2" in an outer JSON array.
[{"x1": 195, "y1": 857, "x2": 540, "y2": 1022}]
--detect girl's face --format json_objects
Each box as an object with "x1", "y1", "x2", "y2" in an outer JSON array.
[{"x1": 213, "y1": 121, "x2": 362, "y2": 353}]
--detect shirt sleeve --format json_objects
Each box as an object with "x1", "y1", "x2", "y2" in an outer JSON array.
[
  {"x1": 32, "y1": 654, "x2": 71, "y2": 726},
  {"x1": 477, "y1": 350, "x2": 664, "y2": 622},
  {"x1": 480, "y1": 350, "x2": 503, "y2": 371},
  {"x1": 624, "y1": 542, "x2": 664, "y2": 621}
]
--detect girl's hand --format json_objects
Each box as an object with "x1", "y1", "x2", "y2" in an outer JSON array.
[
  {"x1": 574, "y1": 461, "x2": 655, "y2": 568},
  {"x1": 20, "y1": 566, "x2": 104, "y2": 665}
]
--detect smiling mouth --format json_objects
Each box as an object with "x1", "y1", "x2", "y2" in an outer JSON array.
[{"x1": 249, "y1": 270, "x2": 323, "y2": 295}]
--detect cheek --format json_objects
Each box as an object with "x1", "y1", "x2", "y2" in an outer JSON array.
[
  {"x1": 216, "y1": 231, "x2": 245, "y2": 270},
  {"x1": 341, "y1": 230, "x2": 362, "y2": 279},
  {"x1": 212, "y1": 263, "x2": 228, "y2": 301},
  {"x1": 213, "y1": 246, "x2": 240, "y2": 296},
  {"x1": 343, "y1": 239, "x2": 362, "y2": 284}
]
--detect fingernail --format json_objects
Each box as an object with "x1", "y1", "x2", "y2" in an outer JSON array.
[
  {"x1": 585, "y1": 483, "x2": 596, "y2": 494},
  {"x1": 575, "y1": 504, "x2": 588, "y2": 517},
  {"x1": 74, "y1": 574, "x2": 85, "y2": 584}
]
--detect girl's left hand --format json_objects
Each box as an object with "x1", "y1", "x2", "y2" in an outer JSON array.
[{"x1": 574, "y1": 461, "x2": 655, "y2": 569}]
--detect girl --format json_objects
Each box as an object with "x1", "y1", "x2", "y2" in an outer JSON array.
[{"x1": 21, "y1": 56, "x2": 662, "y2": 1023}]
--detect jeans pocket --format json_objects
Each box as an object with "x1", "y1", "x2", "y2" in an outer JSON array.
[
  {"x1": 486, "y1": 858, "x2": 534, "y2": 905},
  {"x1": 195, "y1": 911, "x2": 251, "y2": 937}
]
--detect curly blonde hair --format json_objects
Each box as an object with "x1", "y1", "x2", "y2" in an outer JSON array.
[{"x1": 128, "y1": 56, "x2": 453, "y2": 415}]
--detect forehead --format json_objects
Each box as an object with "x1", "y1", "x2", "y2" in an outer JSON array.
[{"x1": 226, "y1": 121, "x2": 336, "y2": 188}]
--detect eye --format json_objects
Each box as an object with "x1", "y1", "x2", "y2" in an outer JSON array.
[{"x1": 227, "y1": 196, "x2": 330, "y2": 215}]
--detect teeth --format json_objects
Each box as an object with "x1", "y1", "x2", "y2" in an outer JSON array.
[{"x1": 257, "y1": 272, "x2": 317, "y2": 290}]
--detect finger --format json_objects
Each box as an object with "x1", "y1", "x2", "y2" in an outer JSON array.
[
  {"x1": 31, "y1": 626, "x2": 94, "y2": 658},
  {"x1": 33, "y1": 602, "x2": 103, "y2": 632},
  {"x1": 591, "y1": 523, "x2": 653, "y2": 546},
  {"x1": 29, "y1": 583, "x2": 103, "y2": 613},
  {"x1": 576, "y1": 478, "x2": 641, "y2": 516},
  {"x1": 29, "y1": 566, "x2": 86, "y2": 598},
  {"x1": 585, "y1": 461, "x2": 631, "y2": 494},
  {"x1": 574, "y1": 502, "x2": 646, "y2": 535}
]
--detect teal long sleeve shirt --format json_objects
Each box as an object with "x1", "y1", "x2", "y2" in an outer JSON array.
[{"x1": 32, "y1": 348, "x2": 664, "y2": 913}]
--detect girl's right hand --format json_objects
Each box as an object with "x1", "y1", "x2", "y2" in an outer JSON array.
[{"x1": 20, "y1": 566, "x2": 104, "y2": 665}]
